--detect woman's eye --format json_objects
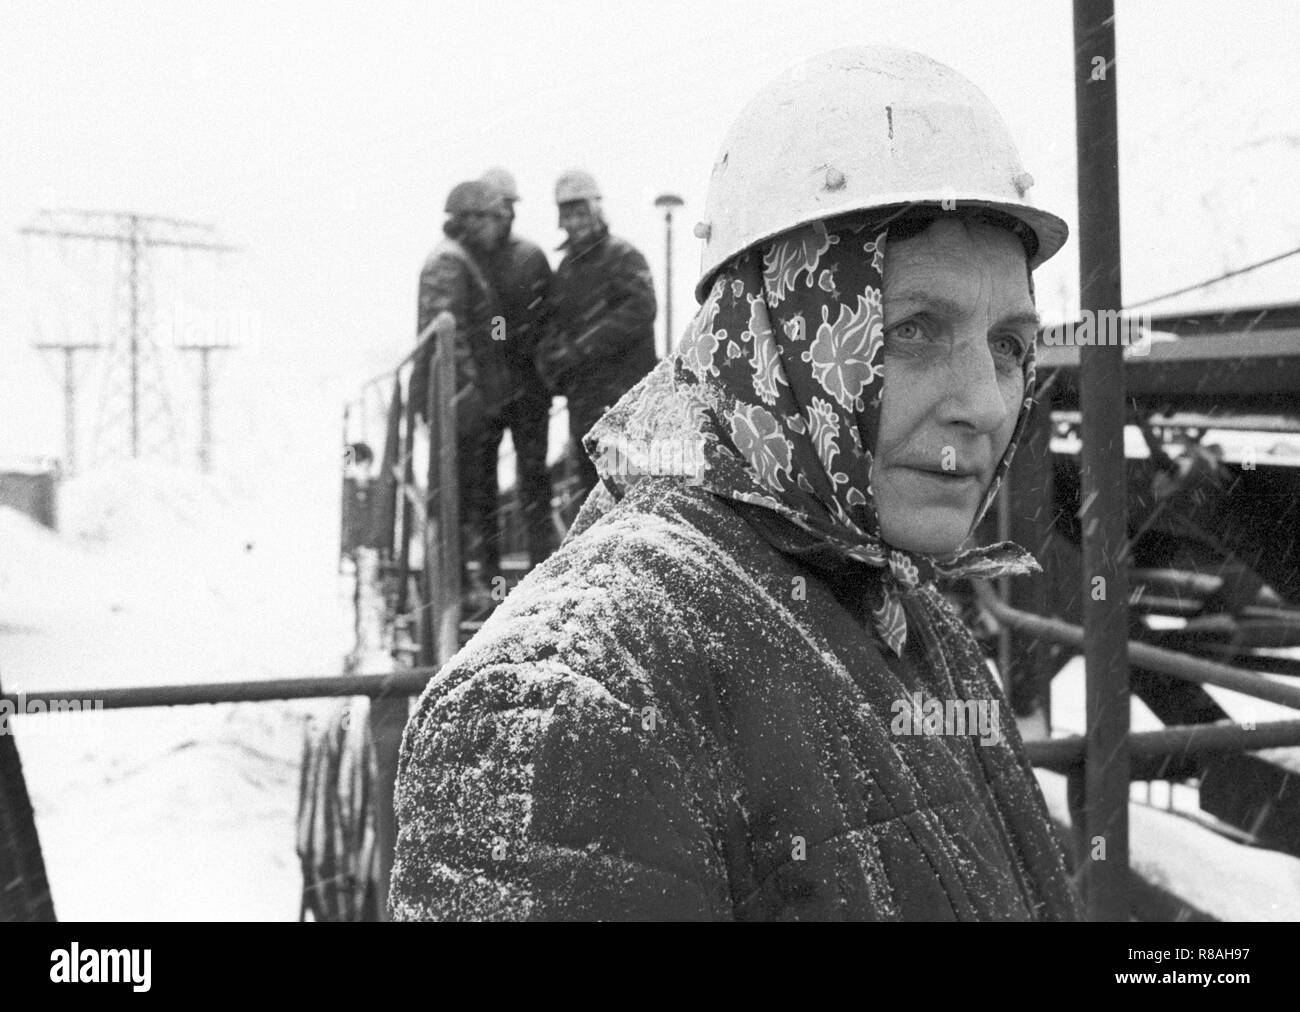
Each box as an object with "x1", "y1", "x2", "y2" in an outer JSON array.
[
  {"x1": 888, "y1": 320, "x2": 925, "y2": 341},
  {"x1": 990, "y1": 334, "x2": 1026, "y2": 363}
]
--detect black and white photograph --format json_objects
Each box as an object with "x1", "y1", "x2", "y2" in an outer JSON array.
[{"x1": 1, "y1": 0, "x2": 1298, "y2": 960}]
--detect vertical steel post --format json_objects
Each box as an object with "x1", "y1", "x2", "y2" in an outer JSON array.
[
  {"x1": 372, "y1": 377, "x2": 403, "y2": 555},
  {"x1": 434, "y1": 326, "x2": 461, "y2": 665},
  {"x1": 368, "y1": 691, "x2": 405, "y2": 920},
  {"x1": 1005, "y1": 396, "x2": 1058, "y2": 724},
  {"x1": 1073, "y1": 0, "x2": 1131, "y2": 920},
  {"x1": 350, "y1": 544, "x2": 403, "y2": 922},
  {"x1": 654, "y1": 194, "x2": 684, "y2": 355},
  {"x1": 0, "y1": 675, "x2": 57, "y2": 921}
]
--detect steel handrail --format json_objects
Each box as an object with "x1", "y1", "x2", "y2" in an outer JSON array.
[
  {"x1": 974, "y1": 581, "x2": 1300, "y2": 711},
  {"x1": 1024, "y1": 718, "x2": 1300, "y2": 772},
  {"x1": 0, "y1": 670, "x2": 442, "y2": 711}
]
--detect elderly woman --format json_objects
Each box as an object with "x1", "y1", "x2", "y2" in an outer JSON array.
[{"x1": 391, "y1": 47, "x2": 1082, "y2": 921}]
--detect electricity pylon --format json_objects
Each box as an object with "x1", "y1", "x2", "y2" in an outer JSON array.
[{"x1": 20, "y1": 210, "x2": 235, "y2": 465}]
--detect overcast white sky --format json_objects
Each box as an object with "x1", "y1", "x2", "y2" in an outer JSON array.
[{"x1": 2, "y1": 0, "x2": 1297, "y2": 467}]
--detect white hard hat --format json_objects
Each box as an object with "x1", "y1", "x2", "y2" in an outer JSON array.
[
  {"x1": 481, "y1": 166, "x2": 520, "y2": 202},
  {"x1": 555, "y1": 169, "x2": 602, "y2": 204},
  {"x1": 693, "y1": 46, "x2": 1068, "y2": 301}
]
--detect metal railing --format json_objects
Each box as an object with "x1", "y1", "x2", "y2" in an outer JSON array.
[
  {"x1": 0, "y1": 671, "x2": 439, "y2": 712},
  {"x1": 977, "y1": 578, "x2": 1300, "y2": 904},
  {"x1": 976, "y1": 582, "x2": 1300, "y2": 713}
]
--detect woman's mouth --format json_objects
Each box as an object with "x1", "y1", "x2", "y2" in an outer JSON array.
[
  {"x1": 891, "y1": 465, "x2": 983, "y2": 502},
  {"x1": 901, "y1": 465, "x2": 979, "y2": 482}
]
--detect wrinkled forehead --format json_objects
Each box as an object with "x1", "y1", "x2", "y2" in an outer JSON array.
[{"x1": 880, "y1": 216, "x2": 1037, "y2": 319}]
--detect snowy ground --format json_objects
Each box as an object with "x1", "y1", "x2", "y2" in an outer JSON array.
[{"x1": 1, "y1": 460, "x2": 353, "y2": 920}]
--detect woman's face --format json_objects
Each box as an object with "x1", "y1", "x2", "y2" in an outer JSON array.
[{"x1": 873, "y1": 218, "x2": 1038, "y2": 557}]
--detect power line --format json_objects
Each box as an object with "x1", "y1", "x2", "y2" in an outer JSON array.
[{"x1": 1126, "y1": 243, "x2": 1300, "y2": 310}]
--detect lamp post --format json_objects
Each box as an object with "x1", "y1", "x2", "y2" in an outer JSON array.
[{"x1": 654, "y1": 193, "x2": 684, "y2": 355}]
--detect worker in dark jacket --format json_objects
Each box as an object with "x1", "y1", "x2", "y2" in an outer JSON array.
[
  {"x1": 536, "y1": 169, "x2": 657, "y2": 502},
  {"x1": 392, "y1": 48, "x2": 1081, "y2": 921},
  {"x1": 413, "y1": 179, "x2": 510, "y2": 607},
  {"x1": 478, "y1": 168, "x2": 557, "y2": 567}
]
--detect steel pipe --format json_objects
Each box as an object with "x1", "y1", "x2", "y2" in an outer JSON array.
[
  {"x1": 0, "y1": 669, "x2": 440, "y2": 712},
  {"x1": 1025, "y1": 719, "x2": 1300, "y2": 772},
  {"x1": 976, "y1": 582, "x2": 1300, "y2": 711}
]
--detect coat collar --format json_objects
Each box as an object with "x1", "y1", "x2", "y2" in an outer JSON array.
[{"x1": 556, "y1": 224, "x2": 610, "y2": 254}]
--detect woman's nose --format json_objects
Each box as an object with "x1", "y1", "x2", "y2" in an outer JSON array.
[{"x1": 936, "y1": 334, "x2": 1013, "y2": 435}]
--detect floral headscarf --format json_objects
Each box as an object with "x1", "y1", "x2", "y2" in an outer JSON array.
[{"x1": 585, "y1": 212, "x2": 1039, "y2": 655}]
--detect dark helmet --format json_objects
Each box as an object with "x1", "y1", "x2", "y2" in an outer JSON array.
[{"x1": 444, "y1": 180, "x2": 505, "y2": 216}]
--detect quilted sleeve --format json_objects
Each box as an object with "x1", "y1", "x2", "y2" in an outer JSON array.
[
  {"x1": 390, "y1": 660, "x2": 728, "y2": 920},
  {"x1": 389, "y1": 523, "x2": 733, "y2": 921}
]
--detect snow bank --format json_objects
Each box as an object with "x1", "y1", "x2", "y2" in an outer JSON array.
[
  {"x1": 62, "y1": 461, "x2": 245, "y2": 550},
  {"x1": 2, "y1": 455, "x2": 354, "y2": 919},
  {"x1": 0, "y1": 505, "x2": 118, "y2": 629},
  {"x1": 1036, "y1": 769, "x2": 1300, "y2": 921}
]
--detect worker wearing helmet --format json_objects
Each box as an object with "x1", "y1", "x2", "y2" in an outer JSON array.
[
  {"x1": 473, "y1": 168, "x2": 558, "y2": 568},
  {"x1": 394, "y1": 47, "x2": 1081, "y2": 921},
  {"x1": 412, "y1": 179, "x2": 512, "y2": 610},
  {"x1": 536, "y1": 170, "x2": 657, "y2": 504}
]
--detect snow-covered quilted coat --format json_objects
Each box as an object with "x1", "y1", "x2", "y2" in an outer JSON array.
[
  {"x1": 390, "y1": 212, "x2": 1082, "y2": 921},
  {"x1": 390, "y1": 476, "x2": 1080, "y2": 920}
]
